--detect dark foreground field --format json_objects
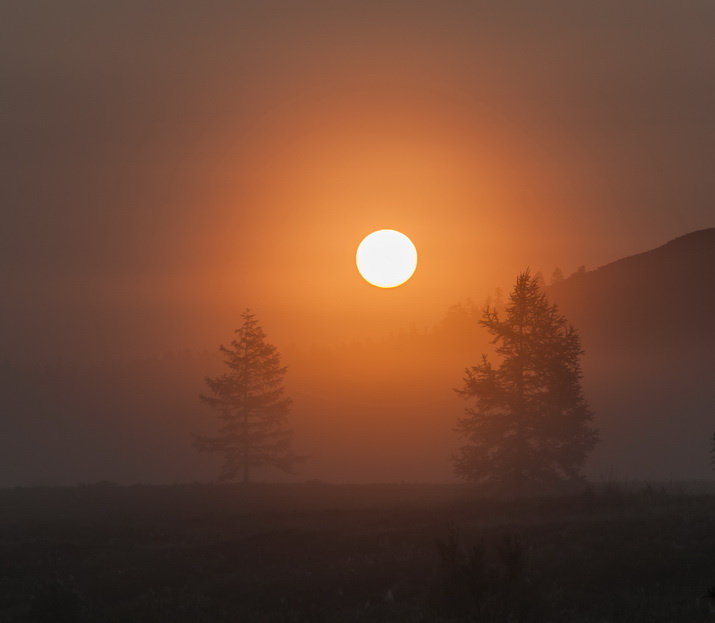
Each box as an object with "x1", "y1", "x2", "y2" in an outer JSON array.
[{"x1": 1, "y1": 482, "x2": 715, "y2": 622}]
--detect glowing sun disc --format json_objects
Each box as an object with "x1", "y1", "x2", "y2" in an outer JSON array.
[{"x1": 356, "y1": 229, "x2": 418, "y2": 288}]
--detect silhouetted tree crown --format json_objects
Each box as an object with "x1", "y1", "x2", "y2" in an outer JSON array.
[
  {"x1": 194, "y1": 310, "x2": 306, "y2": 482},
  {"x1": 454, "y1": 271, "x2": 598, "y2": 492}
]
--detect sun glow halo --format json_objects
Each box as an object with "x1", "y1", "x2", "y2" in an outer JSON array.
[{"x1": 356, "y1": 229, "x2": 418, "y2": 288}]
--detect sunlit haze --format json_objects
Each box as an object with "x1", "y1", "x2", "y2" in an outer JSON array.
[{"x1": 1, "y1": 2, "x2": 713, "y2": 488}]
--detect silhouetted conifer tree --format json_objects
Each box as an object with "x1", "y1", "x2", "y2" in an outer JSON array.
[
  {"x1": 454, "y1": 271, "x2": 598, "y2": 493},
  {"x1": 194, "y1": 310, "x2": 306, "y2": 482},
  {"x1": 550, "y1": 267, "x2": 564, "y2": 284}
]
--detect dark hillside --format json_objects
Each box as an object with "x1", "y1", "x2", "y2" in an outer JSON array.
[
  {"x1": 548, "y1": 229, "x2": 715, "y2": 480},
  {"x1": 548, "y1": 228, "x2": 715, "y2": 356}
]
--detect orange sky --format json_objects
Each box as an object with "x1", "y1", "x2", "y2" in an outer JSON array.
[
  {"x1": 3, "y1": 3, "x2": 715, "y2": 486},
  {"x1": 2, "y1": 2, "x2": 715, "y2": 362}
]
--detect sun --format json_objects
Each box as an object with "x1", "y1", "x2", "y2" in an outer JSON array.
[{"x1": 356, "y1": 229, "x2": 418, "y2": 288}]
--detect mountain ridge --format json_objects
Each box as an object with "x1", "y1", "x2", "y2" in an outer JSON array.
[
  {"x1": 547, "y1": 227, "x2": 715, "y2": 356},
  {"x1": 546, "y1": 227, "x2": 714, "y2": 480}
]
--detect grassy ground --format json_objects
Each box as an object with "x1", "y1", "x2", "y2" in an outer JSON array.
[{"x1": 1, "y1": 482, "x2": 715, "y2": 622}]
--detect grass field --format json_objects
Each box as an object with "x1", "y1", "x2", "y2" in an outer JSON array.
[{"x1": 1, "y1": 482, "x2": 715, "y2": 622}]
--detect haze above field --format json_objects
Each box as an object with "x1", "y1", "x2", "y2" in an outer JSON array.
[
  {"x1": 1, "y1": 3, "x2": 714, "y2": 486},
  {"x1": 1, "y1": 231, "x2": 713, "y2": 485},
  {"x1": 3, "y1": 1, "x2": 715, "y2": 362}
]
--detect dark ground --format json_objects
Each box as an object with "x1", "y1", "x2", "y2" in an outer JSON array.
[{"x1": 1, "y1": 482, "x2": 715, "y2": 622}]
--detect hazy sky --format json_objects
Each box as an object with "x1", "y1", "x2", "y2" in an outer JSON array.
[{"x1": 3, "y1": 1, "x2": 715, "y2": 362}]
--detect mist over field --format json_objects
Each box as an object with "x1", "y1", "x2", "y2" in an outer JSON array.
[{"x1": 1, "y1": 230, "x2": 713, "y2": 486}]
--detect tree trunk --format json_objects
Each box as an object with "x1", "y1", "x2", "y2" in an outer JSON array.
[
  {"x1": 515, "y1": 310, "x2": 525, "y2": 499},
  {"x1": 243, "y1": 339, "x2": 250, "y2": 484},
  {"x1": 243, "y1": 405, "x2": 250, "y2": 484}
]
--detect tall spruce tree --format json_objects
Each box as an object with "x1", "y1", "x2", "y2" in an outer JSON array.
[
  {"x1": 194, "y1": 310, "x2": 305, "y2": 482},
  {"x1": 454, "y1": 271, "x2": 598, "y2": 492}
]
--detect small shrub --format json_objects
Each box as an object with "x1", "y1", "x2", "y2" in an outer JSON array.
[
  {"x1": 28, "y1": 578, "x2": 82, "y2": 623},
  {"x1": 431, "y1": 525, "x2": 543, "y2": 622}
]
